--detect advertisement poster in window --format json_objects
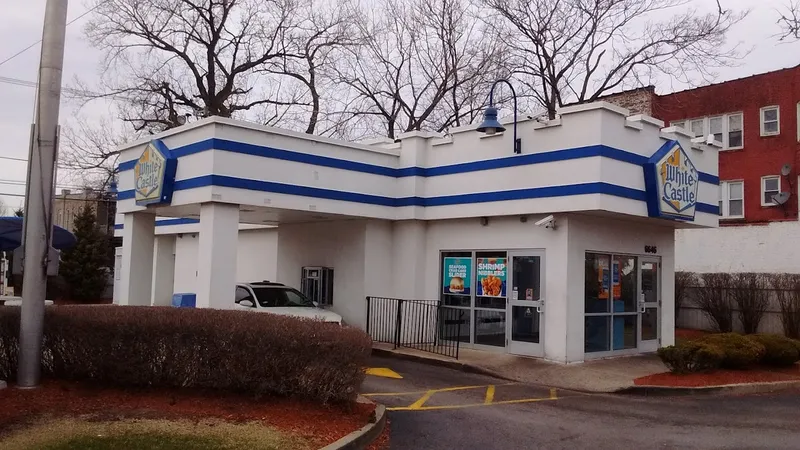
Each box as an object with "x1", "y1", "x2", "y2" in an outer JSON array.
[
  {"x1": 612, "y1": 260, "x2": 621, "y2": 299},
  {"x1": 443, "y1": 257, "x2": 472, "y2": 295},
  {"x1": 598, "y1": 258, "x2": 610, "y2": 300},
  {"x1": 477, "y1": 258, "x2": 507, "y2": 297}
]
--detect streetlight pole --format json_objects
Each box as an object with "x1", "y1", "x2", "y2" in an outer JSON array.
[
  {"x1": 17, "y1": 0, "x2": 69, "y2": 388},
  {"x1": 476, "y1": 79, "x2": 521, "y2": 154}
]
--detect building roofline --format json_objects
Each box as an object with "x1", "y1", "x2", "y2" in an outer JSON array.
[{"x1": 657, "y1": 64, "x2": 800, "y2": 97}]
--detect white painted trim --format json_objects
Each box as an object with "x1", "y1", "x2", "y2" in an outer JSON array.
[
  {"x1": 760, "y1": 105, "x2": 781, "y2": 136},
  {"x1": 761, "y1": 175, "x2": 781, "y2": 207},
  {"x1": 720, "y1": 180, "x2": 745, "y2": 219}
]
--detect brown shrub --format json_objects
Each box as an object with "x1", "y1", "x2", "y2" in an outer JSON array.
[{"x1": 0, "y1": 306, "x2": 372, "y2": 404}]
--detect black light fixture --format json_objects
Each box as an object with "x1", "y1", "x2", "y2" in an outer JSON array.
[{"x1": 476, "y1": 79, "x2": 521, "y2": 154}]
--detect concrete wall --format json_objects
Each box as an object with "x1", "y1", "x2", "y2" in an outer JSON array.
[{"x1": 676, "y1": 221, "x2": 800, "y2": 273}]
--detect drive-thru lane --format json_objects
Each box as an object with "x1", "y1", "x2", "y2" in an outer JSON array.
[{"x1": 362, "y1": 356, "x2": 800, "y2": 450}]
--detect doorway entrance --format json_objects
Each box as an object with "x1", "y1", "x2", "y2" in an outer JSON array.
[
  {"x1": 639, "y1": 257, "x2": 660, "y2": 352},
  {"x1": 507, "y1": 251, "x2": 545, "y2": 357}
]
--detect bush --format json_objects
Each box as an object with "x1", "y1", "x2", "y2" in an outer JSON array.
[
  {"x1": 770, "y1": 274, "x2": 800, "y2": 339},
  {"x1": 696, "y1": 273, "x2": 734, "y2": 332},
  {"x1": 749, "y1": 334, "x2": 800, "y2": 367},
  {"x1": 0, "y1": 306, "x2": 372, "y2": 403},
  {"x1": 730, "y1": 273, "x2": 769, "y2": 335},
  {"x1": 657, "y1": 341, "x2": 725, "y2": 374},
  {"x1": 698, "y1": 333, "x2": 766, "y2": 369}
]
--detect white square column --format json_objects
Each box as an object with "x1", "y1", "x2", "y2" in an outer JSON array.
[
  {"x1": 196, "y1": 203, "x2": 239, "y2": 309},
  {"x1": 119, "y1": 213, "x2": 156, "y2": 306},
  {"x1": 151, "y1": 235, "x2": 176, "y2": 306}
]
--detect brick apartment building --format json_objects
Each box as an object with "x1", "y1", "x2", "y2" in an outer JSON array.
[{"x1": 605, "y1": 65, "x2": 800, "y2": 273}]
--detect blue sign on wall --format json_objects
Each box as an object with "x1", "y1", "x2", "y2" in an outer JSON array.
[
  {"x1": 643, "y1": 140, "x2": 699, "y2": 221},
  {"x1": 134, "y1": 139, "x2": 178, "y2": 206}
]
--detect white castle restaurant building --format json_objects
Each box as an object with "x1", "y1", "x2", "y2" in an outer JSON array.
[{"x1": 112, "y1": 102, "x2": 719, "y2": 364}]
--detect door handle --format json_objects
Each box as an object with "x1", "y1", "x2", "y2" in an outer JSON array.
[{"x1": 536, "y1": 302, "x2": 544, "y2": 313}]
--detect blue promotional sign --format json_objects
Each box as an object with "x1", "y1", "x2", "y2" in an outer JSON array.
[
  {"x1": 643, "y1": 140, "x2": 698, "y2": 221},
  {"x1": 134, "y1": 139, "x2": 178, "y2": 206},
  {"x1": 443, "y1": 257, "x2": 472, "y2": 295}
]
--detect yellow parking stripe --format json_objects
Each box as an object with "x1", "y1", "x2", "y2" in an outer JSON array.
[
  {"x1": 365, "y1": 368, "x2": 403, "y2": 379},
  {"x1": 388, "y1": 396, "x2": 558, "y2": 412},
  {"x1": 408, "y1": 390, "x2": 435, "y2": 410},
  {"x1": 484, "y1": 385, "x2": 495, "y2": 404},
  {"x1": 550, "y1": 388, "x2": 558, "y2": 399}
]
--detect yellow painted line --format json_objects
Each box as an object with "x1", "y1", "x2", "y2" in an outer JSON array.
[
  {"x1": 550, "y1": 388, "x2": 558, "y2": 399},
  {"x1": 388, "y1": 396, "x2": 559, "y2": 412},
  {"x1": 365, "y1": 367, "x2": 403, "y2": 379},
  {"x1": 362, "y1": 390, "x2": 429, "y2": 397},
  {"x1": 362, "y1": 383, "x2": 516, "y2": 398},
  {"x1": 484, "y1": 385, "x2": 495, "y2": 404},
  {"x1": 408, "y1": 390, "x2": 435, "y2": 410}
]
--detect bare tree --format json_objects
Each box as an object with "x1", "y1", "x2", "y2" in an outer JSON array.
[
  {"x1": 481, "y1": 0, "x2": 747, "y2": 119},
  {"x1": 332, "y1": 0, "x2": 504, "y2": 140},
  {"x1": 78, "y1": 0, "x2": 316, "y2": 133},
  {"x1": 779, "y1": 0, "x2": 800, "y2": 41},
  {"x1": 59, "y1": 115, "x2": 132, "y2": 191}
]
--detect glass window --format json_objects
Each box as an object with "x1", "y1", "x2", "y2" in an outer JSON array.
[
  {"x1": 671, "y1": 121, "x2": 685, "y2": 130},
  {"x1": 474, "y1": 310, "x2": 506, "y2": 347},
  {"x1": 613, "y1": 315, "x2": 638, "y2": 350},
  {"x1": 762, "y1": 176, "x2": 780, "y2": 205},
  {"x1": 585, "y1": 316, "x2": 610, "y2": 353},
  {"x1": 476, "y1": 251, "x2": 507, "y2": 302},
  {"x1": 282, "y1": 289, "x2": 315, "y2": 307},
  {"x1": 613, "y1": 256, "x2": 638, "y2": 313},
  {"x1": 728, "y1": 182, "x2": 744, "y2": 217},
  {"x1": 235, "y1": 287, "x2": 253, "y2": 304},
  {"x1": 728, "y1": 113, "x2": 743, "y2": 148},
  {"x1": 761, "y1": 106, "x2": 780, "y2": 135},
  {"x1": 709, "y1": 116, "x2": 723, "y2": 143},
  {"x1": 251, "y1": 287, "x2": 282, "y2": 307},
  {"x1": 585, "y1": 253, "x2": 611, "y2": 313},
  {"x1": 440, "y1": 307, "x2": 470, "y2": 343},
  {"x1": 690, "y1": 119, "x2": 704, "y2": 137}
]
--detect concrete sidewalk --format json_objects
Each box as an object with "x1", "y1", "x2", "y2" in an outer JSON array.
[{"x1": 372, "y1": 343, "x2": 667, "y2": 393}]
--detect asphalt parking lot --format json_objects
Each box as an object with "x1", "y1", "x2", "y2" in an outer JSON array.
[{"x1": 362, "y1": 356, "x2": 800, "y2": 450}]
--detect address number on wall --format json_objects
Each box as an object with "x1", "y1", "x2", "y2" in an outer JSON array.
[{"x1": 644, "y1": 245, "x2": 658, "y2": 254}]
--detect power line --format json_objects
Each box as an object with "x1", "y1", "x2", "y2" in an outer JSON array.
[
  {"x1": 0, "y1": 3, "x2": 105, "y2": 68},
  {"x1": 0, "y1": 155, "x2": 29, "y2": 163}
]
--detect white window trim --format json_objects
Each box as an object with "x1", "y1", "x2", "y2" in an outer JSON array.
[
  {"x1": 761, "y1": 175, "x2": 781, "y2": 207},
  {"x1": 671, "y1": 113, "x2": 743, "y2": 150},
  {"x1": 796, "y1": 102, "x2": 800, "y2": 142},
  {"x1": 760, "y1": 106, "x2": 780, "y2": 136},
  {"x1": 719, "y1": 180, "x2": 745, "y2": 219}
]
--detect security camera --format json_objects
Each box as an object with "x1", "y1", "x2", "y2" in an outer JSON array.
[
  {"x1": 706, "y1": 134, "x2": 715, "y2": 145},
  {"x1": 535, "y1": 215, "x2": 556, "y2": 229}
]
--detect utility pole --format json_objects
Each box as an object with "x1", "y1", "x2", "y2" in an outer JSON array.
[{"x1": 17, "y1": 0, "x2": 69, "y2": 388}]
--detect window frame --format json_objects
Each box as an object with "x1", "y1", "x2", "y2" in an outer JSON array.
[
  {"x1": 671, "y1": 113, "x2": 744, "y2": 150},
  {"x1": 760, "y1": 106, "x2": 780, "y2": 136},
  {"x1": 719, "y1": 180, "x2": 745, "y2": 219},
  {"x1": 761, "y1": 175, "x2": 781, "y2": 207}
]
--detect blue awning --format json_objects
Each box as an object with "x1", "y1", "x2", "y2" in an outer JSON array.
[{"x1": 0, "y1": 217, "x2": 77, "y2": 252}]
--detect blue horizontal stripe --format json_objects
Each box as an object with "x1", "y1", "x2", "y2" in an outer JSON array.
[
  {"x1": 114, "y1": 218, "x2": 199, "y2": 230},
  {"x1": 117, "y1": 175, "x2": 718, "y2": 214},
  {"x1": 117, "y1": 138, "x2": 718, "y2": 184},
  {"x1": 696, "y1": 203, "x2": 720, "y2": 215}
]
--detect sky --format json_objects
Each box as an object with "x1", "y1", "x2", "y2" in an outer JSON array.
[{"x1": 0, "y1": 0, "x2": 799, "y2": 212}]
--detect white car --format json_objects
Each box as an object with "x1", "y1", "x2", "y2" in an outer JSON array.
[{"x1": 234, "y1": 281, "x2": 343, "y2": 324}]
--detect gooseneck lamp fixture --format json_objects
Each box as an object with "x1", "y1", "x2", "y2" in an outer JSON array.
[{"x1": 476, "y1": 79, "x2": 521, "y2": 154}]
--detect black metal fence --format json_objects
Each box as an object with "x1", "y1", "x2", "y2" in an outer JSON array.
[{"x1": 366, "y1": 296, "x2": 466, "y2": 359}]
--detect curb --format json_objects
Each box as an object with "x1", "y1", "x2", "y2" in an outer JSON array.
[
  {"x1": 371, "y1": 348, "x2": 518, "y2": 383},
  {"x1": 616, "y1": 380, "x2": 800, "y2": 397},
  {"x1": 320, "y1": 396, "x2": 387, "y2": 450}
]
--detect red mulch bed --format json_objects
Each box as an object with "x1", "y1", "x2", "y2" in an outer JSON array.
[
  {"x1": 0, "y1": 380, "x2": 376, "y2": 447},
  {"x1": 635, "y1": 365, "x2": 800, "y2": 387}
]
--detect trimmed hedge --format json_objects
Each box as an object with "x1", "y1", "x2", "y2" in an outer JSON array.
[
  {"x1": 750, "y1": 334, "x2": 800, "y2": 367},
  {"x1": 657, "y1": 341, "x2": 724, "y2": 374},
  {"x1": 0, "y1": 306, "x2": 371, "y2": 403},
  {"x1": 697, "y1": 333, "x2": 766, "y2": 369}
]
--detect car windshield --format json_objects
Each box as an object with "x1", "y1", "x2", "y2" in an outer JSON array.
[{"x1": 250, "y1": 287, "x2": 315, "y2": 308}]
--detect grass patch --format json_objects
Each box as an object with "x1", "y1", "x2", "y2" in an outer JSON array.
[{"x1": 0, "y1": 417, "x2": 312, "y2": 450}]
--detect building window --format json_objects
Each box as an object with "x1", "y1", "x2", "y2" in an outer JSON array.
[
  {"x1": 672, "y1": 113, "x2": 743, "y2": 150},
  {"x1": 760, "y1": 106, "x2": 780, "y2": 136},
  {"x1": 761, "y1": 176, "x2": 780, "y2": 206},
  {"x1": 719, "y1": 181, "x2": 744, "y2": 219},
  {"x1": 585, "y1": 253, "x2": 639, "y2": 353}
]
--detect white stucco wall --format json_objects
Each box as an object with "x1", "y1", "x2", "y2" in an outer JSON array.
[
  {"x1": 173, "y1": 229, "x2": 278, "y2": 298},
  {"x1": 275, "y1": 221, "x2": 367, "y2": 327},
  {"x1": 676, "y1": 221, "x2": 800, "y2": 274}
]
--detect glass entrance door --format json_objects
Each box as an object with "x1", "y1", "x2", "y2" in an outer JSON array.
[
  {"x1": 639, "y1": 257, "x2": 660, "y2": 352},
  {"x1": 507, "y1": 251, "x2": 545, "y2": 357}
]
